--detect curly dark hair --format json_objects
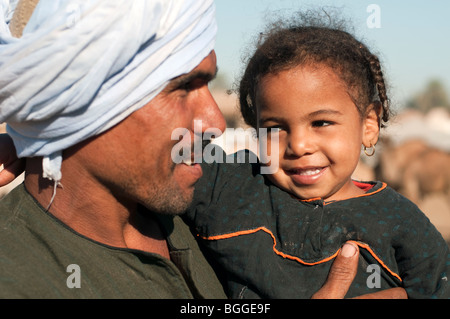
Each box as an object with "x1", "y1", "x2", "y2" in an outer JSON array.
[{"x1": 238, "y1": 9, "x2": 391, "y2": 129}]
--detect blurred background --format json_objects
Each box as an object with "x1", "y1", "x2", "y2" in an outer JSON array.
[{"x1": 1, "y1": 0, "x2": 449, "y2": 245}]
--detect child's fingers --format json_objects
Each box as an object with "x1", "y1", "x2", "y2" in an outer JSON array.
[
  {"x1": 0, "y1": 133, "x2": 25, "y2": 187},
  {"x1": 0, "y1": 159, "x2": 25, "y2": 187},
  {"x1": 0, "y1": 134, "x2": 17, "y2": 167}
]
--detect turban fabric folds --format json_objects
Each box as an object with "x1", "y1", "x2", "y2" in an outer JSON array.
[{"x1": 0, "y1": 0, "x2": 217, "y2": 183}]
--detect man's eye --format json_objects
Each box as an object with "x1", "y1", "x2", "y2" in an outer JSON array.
[
  {"x1": 180, "y1": 82, "x2": 193, "y2": 91},
  {"x1": 180, "y1": 79, "x2": 205, "y2": 92}
]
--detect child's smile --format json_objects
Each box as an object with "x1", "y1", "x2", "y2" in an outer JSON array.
[
  {"x1": 285, "y1": 166, "x2": 328, "y2": 186},
  {"x1": 255, "y1": 64, "x2": 380, "y2": 202}
]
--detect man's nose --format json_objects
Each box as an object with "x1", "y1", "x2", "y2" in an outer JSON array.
[{"x1": 195, "y1": 88, "x2": 226, "y2": 135}]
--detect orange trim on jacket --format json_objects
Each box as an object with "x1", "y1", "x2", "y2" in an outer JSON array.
[
  {"x1": 295, "y1": 182, "x2": 388, "y2": 205},
  {"x1": 198, "y1": 225, "x2": 402, "y2": 282},
  {"x1": 323, "y1": 182, "x2": 388, "y2": 205}
]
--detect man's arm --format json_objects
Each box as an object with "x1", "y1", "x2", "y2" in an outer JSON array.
[
  {"x1": 312, "y1": 242, "x2": 407, "y2": 299},
  {"x1": 0, "y1": 134, "x2": 25, "y2": 186}
]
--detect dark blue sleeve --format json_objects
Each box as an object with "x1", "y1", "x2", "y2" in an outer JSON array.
[{"x1": 392, "y1": 197, "x2": 450, "y2": 299}]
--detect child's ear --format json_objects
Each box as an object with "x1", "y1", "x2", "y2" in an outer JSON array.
[{"x1": 362, "y1": 101, "x2": 382, "y2": 147}]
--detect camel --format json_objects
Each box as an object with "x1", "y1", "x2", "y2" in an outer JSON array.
[
  {"x1": 376, "y1": 138, "x2": 429, "y2": 191},
  {"x1": 400, "y1": 148, "x2": 450, "y2": 204},
  {"x1": 376, "y1": 137, "x2": 450, "y2": 205}
]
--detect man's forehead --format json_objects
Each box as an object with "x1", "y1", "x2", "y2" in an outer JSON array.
[{"x1": 169, "y1": 51, "x2": 218, "y2": 83}]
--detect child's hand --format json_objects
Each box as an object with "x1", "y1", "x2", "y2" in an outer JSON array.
[{"x1": 0, "y1": 134, "x2": 25, "y2": 187}]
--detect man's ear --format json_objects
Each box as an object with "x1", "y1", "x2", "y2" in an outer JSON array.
[{"x1": 362, "y1": 101, "x2": 382, "y2": 147}]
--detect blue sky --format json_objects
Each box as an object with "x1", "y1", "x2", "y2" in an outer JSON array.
[{"x1": 213, "y1": 0, "x2": 450, "y2": 107}]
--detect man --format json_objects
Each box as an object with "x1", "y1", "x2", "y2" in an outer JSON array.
[{"x1": 0, "y1": 0, "x2": 405, "y2": 298}]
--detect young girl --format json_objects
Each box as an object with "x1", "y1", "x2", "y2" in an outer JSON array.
[{"x1": 184, "y1": 16, "x2": 449, "y2": 298}]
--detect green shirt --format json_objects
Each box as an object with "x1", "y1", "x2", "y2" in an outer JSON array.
[{"x1": 0, "y1": 184, "x2": 226, "y2": 299}]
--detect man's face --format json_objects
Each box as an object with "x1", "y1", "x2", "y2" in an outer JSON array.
[{"x1": 78, "y1": 51, "x2": 226, "y2": 215}]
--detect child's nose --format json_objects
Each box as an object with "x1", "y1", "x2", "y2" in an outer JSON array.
[{"x1": 285, "y1": 129, "x2": 315, "y2": 157}]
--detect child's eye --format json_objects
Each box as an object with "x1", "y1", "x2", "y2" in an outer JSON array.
[
  {"x1": 312, "y1": 120, "x2": 333, "y2": 127},
  {"x1": 266, "y1": 126, "x2": 283, "y2": 134}
]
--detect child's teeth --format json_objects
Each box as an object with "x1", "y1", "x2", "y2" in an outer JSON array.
[{"x1": 299, "y1": 168, "x2": 321, "y2": 175}]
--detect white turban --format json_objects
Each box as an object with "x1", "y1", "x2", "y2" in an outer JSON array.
[{"x1": 0, "y1": 0, "x2": 217, "y2": 183}]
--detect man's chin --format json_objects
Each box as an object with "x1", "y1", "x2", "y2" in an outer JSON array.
[{"x1": 141, "y1": 188, "x2": 194, "y2": 216}]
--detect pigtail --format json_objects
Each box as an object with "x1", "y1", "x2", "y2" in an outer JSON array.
[
  {"x1": 359, "y1": 44, "x2": 391, "y2": 126},
  {"x1": 238, "y1": 58, "x2": 258, "y2": 128}
]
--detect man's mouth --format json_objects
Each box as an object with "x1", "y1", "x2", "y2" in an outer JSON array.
[
  {"x1": 178, "y1": 158, "x2": 203, "y2": 182},
  {"x1": 182, "y1": 159, "x2": 195, "y2": 166},
  {"x1": 182, "y1": 150, "x2": 202, "y2": 166}
]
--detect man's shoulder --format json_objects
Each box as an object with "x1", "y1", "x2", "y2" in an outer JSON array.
[
  {"x1": 0, "y1": 200, "x2": 39, "y2": 296},
  {"x1": 0, "y1": 185, "x2": 68, "y2": 297},
  {"x1": 0, "y1": 184, "x2": 43, "y2": 250},
  {"x1": 0, "y1": 184, "x2": 29, "y2": 235},
  {"x1": 0, "y1": 184, "x2": 45, "y2": 239}
]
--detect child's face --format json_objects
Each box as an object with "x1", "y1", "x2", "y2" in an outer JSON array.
[{"x1": 255, "y1": 64, "x2": 379, "y2": 201}]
